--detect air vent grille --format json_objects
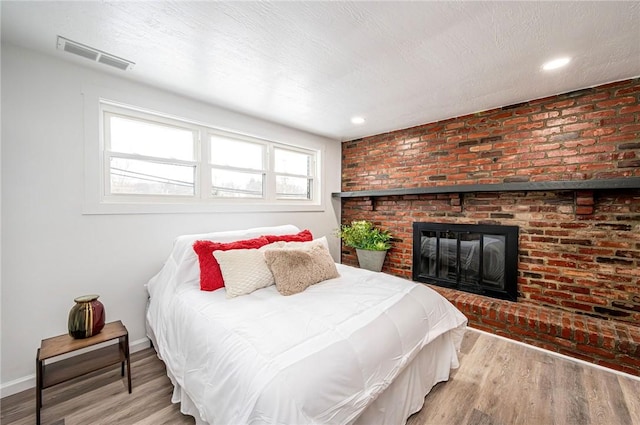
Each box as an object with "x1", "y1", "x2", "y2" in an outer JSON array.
[
  {"x1": 98, "y1": 54, "x2": 131, "y2": 71},
  {"x1": 56, "y1": 36, "x2": 135, "y2": 71},
  {"x1": 62, "y1": 42, "x2": 99, "y2": 61}
]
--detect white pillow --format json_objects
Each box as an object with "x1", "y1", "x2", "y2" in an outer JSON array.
[
  {"x1": 213, "y1": 247, "x2": 274, "y2": 298},
  {"x1": 278, "y1": 236, "x2": 329, "y2": 250}
]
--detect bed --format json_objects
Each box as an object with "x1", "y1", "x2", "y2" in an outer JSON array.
[{"x1": 146, "y1": 225, "x2": 467, "y2": 425}]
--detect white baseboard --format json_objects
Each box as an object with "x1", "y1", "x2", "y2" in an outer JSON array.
[
  {"x1": 0, "y1": 374, "x2": 35, "y2": 399},
  {"x1": 0, "y1": 337, "x2": 151, "y2": 399},
  {"x1": 129, "y1": 337, "x2": 152, "y2": 354}
]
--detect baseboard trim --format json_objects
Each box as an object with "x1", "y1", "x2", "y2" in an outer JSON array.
[
  {"x1": 0, "y1": 337, "x2": 150, "y2": 399},
  {"x1": 0, "y1": 374, "x2": 35, "y2": 399}
]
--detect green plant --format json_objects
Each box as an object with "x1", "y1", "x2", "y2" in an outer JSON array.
[{"x1": 337, "y1": 220, "x2": 392, "y2": 251}]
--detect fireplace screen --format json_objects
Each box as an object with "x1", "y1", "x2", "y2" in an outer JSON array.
[{"x1": 412, "y1": 222, "x2": 518, "y2": 301}]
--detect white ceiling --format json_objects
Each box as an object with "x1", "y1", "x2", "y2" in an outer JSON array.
[{"x1": 2, "y1": 1, "x2": 639, "y2": 141}]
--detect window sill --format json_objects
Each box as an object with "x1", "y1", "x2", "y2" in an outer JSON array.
[{"x1": 82, "y1": 201, "x2": 325, "y2": 215}]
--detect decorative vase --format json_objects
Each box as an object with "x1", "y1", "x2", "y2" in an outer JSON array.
[
  {"x1": 68, "y1": 294, "x2": 105, "y2": 339},
  {"x1": 355, "y1": 249, "x2": 387, "y2": 272}
]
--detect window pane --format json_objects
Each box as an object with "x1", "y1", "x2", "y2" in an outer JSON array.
[
  {"x1": 210, "y1": 135, "x2": 263, "y2": 170},
  {"x1": 110, "y1": 157, "x2": 195, "y2": 195},
  {"x1": 274, "y1": 148, "x2": 311, "y2": 176},
  {"x1": 109, "y1": 115, "x2": 195, "y2": 161},
  {"x1": 212, "y1": 169, "x2": 263, "y2": 198},
  {"x1": 276, "y1": 176, "x2": 310, "y2": 199}
]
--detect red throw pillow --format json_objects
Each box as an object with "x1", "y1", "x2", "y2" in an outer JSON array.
[
  {"x1": 263, "y1": 229, "x2": 313, "y2": 243},
  {"x1": 193, "y1": 236, "x2": 270, "y2": 291}
]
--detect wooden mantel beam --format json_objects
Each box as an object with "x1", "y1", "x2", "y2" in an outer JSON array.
[{"x1": 332, "y1": 177, "x2": 640, "y2": 199}]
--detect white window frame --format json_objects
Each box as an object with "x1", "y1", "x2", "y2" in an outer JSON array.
[
  {"x1": 207, "y1": 130, "x2": 268, "y2": 200},
  {"x1": 272, "y1": 145, "x2": 316, "y2": 201},
  {"x1": 83, "y1": 90, "x2": 324, "y2": 214},
  {"x1": 103, "y1": 106, "x2": 201, "y2": 202}
]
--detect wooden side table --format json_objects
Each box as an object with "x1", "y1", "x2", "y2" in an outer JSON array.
[{"x1": 36, "y1": 320, "x2": 131, "y2": 425}]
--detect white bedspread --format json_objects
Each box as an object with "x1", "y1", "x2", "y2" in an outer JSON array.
[{"x1": 147, "y1": 253, "x2": 466, "y2": 425}]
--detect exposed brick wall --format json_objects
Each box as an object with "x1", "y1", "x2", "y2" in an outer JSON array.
[
  {"x1": 343, "y1": 79, "x2": 640, "y2": 191},
  {"x1": 340, "y1": 78, "x2": 640, "y2": 374}
]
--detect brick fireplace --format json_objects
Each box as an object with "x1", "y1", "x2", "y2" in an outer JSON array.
[{"x1": 337, "y1": 78, "x2": 640, "y2": 375}]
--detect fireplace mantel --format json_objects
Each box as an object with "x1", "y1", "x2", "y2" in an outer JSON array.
[{"x1": 332, "y1": 177, "x2": 640, "y2": 198}]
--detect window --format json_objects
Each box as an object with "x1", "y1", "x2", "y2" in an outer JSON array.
[
  {"x1": 99, "y1": 102, "x2": 320, "y2": 208},
  {"x1": 274, "y1": 147, "x2": 314, "y2": 200},
  {"x1": 209, "y1": 134, "x2": 265, "y2": 198},
  {"x1": 105, "y1": 112, "x2": 197, "y2": 196}
]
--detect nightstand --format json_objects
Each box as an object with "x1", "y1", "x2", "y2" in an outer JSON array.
[{"x1": 36, "y1": 320, "x2": 132, "y2": 425}]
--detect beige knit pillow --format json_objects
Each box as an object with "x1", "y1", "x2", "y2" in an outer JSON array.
[
  {"x1": 213, "y1": 248, "x2": 275, "y2": 298},
  {"x1": 263, "y1": 242, "x2": 339, "y2": 296}
]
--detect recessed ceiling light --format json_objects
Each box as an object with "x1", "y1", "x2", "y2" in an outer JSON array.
[
  {"x1": 351, "y1": 116, "x2": 366, "y2": 125},
  {"x1": 542, "y1": 57, "x2": 571, "y2": 71}
]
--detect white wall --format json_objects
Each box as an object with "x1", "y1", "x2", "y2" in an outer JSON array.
[{"x1": 0, "y1": 44, "x2": 342, "y2": 395}]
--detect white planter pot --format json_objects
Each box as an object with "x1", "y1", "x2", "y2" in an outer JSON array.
[{"x1": 355, "y1": 249, "x2": 387, "y2": 272}]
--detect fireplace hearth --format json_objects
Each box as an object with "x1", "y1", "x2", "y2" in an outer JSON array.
[{"x1": 412, "y1": 222, "x2": 519, "y2": 301}]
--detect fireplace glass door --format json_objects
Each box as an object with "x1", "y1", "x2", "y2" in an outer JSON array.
[{"x1": 413, "y1": 223, "x2": 518, "y2": 301}]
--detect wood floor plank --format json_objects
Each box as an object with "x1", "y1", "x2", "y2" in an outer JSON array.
[
  {"x1": 132, "y1": 404, "x2": 194, "y2": 425},
  {"x1": 409, "y1": 328, "x2": 500, "y2": 425},
  {"x1": 583, "y1": 365, "x2": 624, "y2": 425},
  {"x1": 473, "y1": 338, "x2": 514, "y2": 424},
  {"x1": 467, "y1": 408, "x2": 502, "y2": 425},
  {"x1": 522, "y1": 346, "x2": 554, "y2": 425},
  {"x1": 0, "y1": 388, "x2": 35, "y2": 425},
  {"x1": 2, "y1": 330, "x2": 639, "y2": 425},
  {"x1": 495, "y1": 341, "x2": 543, "y2": 425},
  {"x1": 618, "y1": 374, "x2": 640, "y2": 423},
  {"x1": 457, "y1": 327, "x2": 480, "y2": 356},
  {"x1": 552, "y1": 358, "x2": 590, "y2": 425},
  {"x1": 459, "y1": 331, "x2": 509, "y2": 424},
  {"x1": 62, "y1": 377, "x2": 169, "y2": 425}
]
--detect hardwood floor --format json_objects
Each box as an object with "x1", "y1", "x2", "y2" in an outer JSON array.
[
  {"x1": 407, "y1": 330, "x2": 640, "y2": 425},
  {"x1": 2, "y1": 329, "x2": 638, "y2": 425}
]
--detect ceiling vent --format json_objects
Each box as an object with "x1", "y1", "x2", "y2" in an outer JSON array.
[{"x1": 56, "y1": 36, "x2": 135, "y2": 71}]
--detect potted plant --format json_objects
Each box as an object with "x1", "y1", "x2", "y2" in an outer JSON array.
[{"x1": 337, "y1": 220, "x2": 392, "y2": 272}]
